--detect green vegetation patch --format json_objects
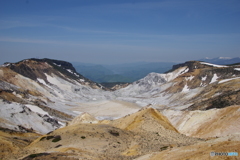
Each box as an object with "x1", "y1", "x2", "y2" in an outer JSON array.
[
  {"x1": 40, "y1": 137, "x2": 46, "y2": 141},
  {"x1": 46, "y1": 136, "x2": 54, "y2": 140},
  {"x1": 52, "y1": 135, "x2": 61, "y2": 142},
  {"x1": 23, "y1": 153, "x2": 50, "y2": 159},
  {"x1": 55, "y1": 144, "x2": 62, "y2": 148},
  {"x1": 109, "y1": 130, "x2": 120, "y2": 136},
  {"x1": 40, "y1": 135, "x2": 62, "y2": 142},
  {"x1": 160, "y1": 146, "x2": 168, "y2": 151}
]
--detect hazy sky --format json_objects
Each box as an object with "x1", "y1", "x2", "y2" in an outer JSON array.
[{"x1": 0, "y1": 0, "x2": 239, "y2": 64}]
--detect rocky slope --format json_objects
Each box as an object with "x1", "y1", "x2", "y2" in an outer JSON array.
[
  {"x1": 0, "y1": 58, "x2": 240, "y2": 159},
  {"x1": 135, "y1": 134, "x2": 240, "y2": 160},
  {"x1": 162, "y1": 105, "x2": 240, "y2": 138},
  {"x1": 116, "y1": 61, "x2": 240, "y2": 110},
  {"x1": 0, "y1": 58, "x2": 113, "y2": 134},
  {"x1": 4, "y1": 108, "x2": 201, "y2": 160},
  {"x1": 1, "y1": 58, "x2": 240, "y2": 134}
]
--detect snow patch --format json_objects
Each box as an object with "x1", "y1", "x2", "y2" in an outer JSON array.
[
  {"x1": 164, "y1": 66, "x2": 189, "y2": 81},
  {"x1": 37, "y1": 78, "x2": 54, "y2": 90},
  {"x1": 53, "y1": 63, "x2": 61, "y2": 67},
  {"x1": 182, "y1": 67, "x2": 189, "y2": 73},
  {"x1": 74, "y1": 73, "x2": 80, "y2": 77},
  {"x1": 219, "y1": 77, "x2": 240, "y2": 84},
  {"x1": 201, "y1": 75, "x2": 207, "y2": 81},
  {"x1": 210, "y1": 74, "x2": 219, "y2": 84},
  {"x1": 185, "y1": 75, "x2": 194, "y2": 81},
  {"x1": 1, "y1": 63, "x2": 10, "y2": 67},
  {"x1": 0, "y1": 101, "x2": 58, "y2": 134},
  {"x1": 200, "y1": 62, "x2": 227, "y2": 68},
  {"x1": 45, "y1": 73, "x2": 71, "y2": 91},
  {"x1": 234, "y1": 68, "x2": 240, "y2": 71},
  {"x1": 37, "y1": 78, "x2": 46, "y2": 85},
  {"x1": 25, "y1": 105, "x2": 49, "y2": 116},
  {"x1": 58, "y1": 121, "x2": 66, "y2": 128},
  {"x1": 12, "y1": 91, "x2": 22, "y2": 98},
  {"x1": 182, "y1": 84, "x2": 189, "y2": 92},
  {"x1": 73, "y1": 111, "x2": 84, "y2": 115},
  {"x1": 66, "y1": 69, "x2": 81, "y2": 78},
  {"x1": 67, "y1": 69, "x2": 73, "y2": 74}
]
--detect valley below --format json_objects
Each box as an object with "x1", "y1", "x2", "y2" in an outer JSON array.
[{"x1": 0, "y1": 58, "x2": 240, "y2": 159}]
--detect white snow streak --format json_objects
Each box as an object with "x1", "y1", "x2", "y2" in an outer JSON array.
[
  {"x1": 53, "y1": 63, "x2": 61, "y2": 67},
  {"x1": 219, "y1": 77, "x2": 240, "y2": 84},
  {"x1": 45, "y1": 73, "x2": 71, "y2": 91},
  {"x1": 37, "y1": 78, "x2": 46, "y2": 85},
  {"x1": 67, "y1": 69, "x2": 73, "y2": 74},
  {"x1": 200, "y1": 62, "x2": 227, "y2": 68}
]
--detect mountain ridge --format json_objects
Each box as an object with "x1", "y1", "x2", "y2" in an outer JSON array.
[
  {"x1": 1, "y1": 58, "x2": 240, "y2": 159},
  {"x1": 116, "y1": 60, "x2": 240, "y2": 111}
]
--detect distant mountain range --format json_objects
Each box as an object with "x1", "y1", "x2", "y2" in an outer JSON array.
[
  {"x1": 72, "y1": 62, "x2": 176, "y2": 83},
  {"x1": 199, "y1": 57, "x2": 240, "y2": 65},
  {"x1": 72, "y1": 57, "x2": 240, "y2": 83}
]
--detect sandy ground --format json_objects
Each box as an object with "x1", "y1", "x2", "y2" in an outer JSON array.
[
  {"x1": 135, "y1": 134, "x2": 240, "y2": 160},
  {"x1": 71, "y1": 100, "x2": 141, "y2": 119}
]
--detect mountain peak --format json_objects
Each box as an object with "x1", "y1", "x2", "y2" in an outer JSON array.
[
  {"x1": 69, "y1": 112, "x2": 99, "y2": 126},
  {"x1": 109, "y1": 107, "x2": 178, "y2": 133}
]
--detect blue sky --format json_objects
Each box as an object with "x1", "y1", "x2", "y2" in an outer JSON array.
[{"x1": 0, "y1": 0, "x2": 239, "y2": 64}]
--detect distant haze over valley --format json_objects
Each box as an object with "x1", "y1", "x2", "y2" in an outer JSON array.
[
  {"x1": 72, "y1": 61, "x2": 176, "y2": 83},
  {"x1": 72, "y1": 57, "x2": 240, "y2": 83}
]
